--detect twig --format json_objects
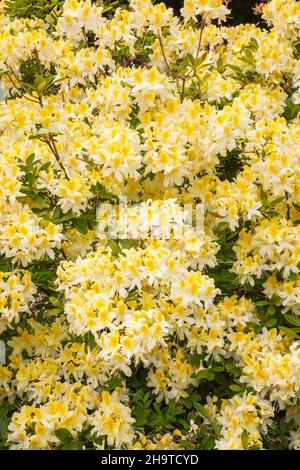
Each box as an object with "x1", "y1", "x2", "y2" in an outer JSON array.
[
  {"x1": 157, "y1": 32, "x2": 177, "y2": 79},
  {"x1": 5, "y1": 66, "x2": 40, "y2": 104},
  {"x1": 43, "y1": 134, "x2": 70, "y2": 180},
  {"x1": 158, "y1": 20, "x2": 206, "y2": 103},
  {"x1": 195, "y1": 20, "x2": 205, "y2": 62},
  {"x1": 186, "y1": 20, "x2": 206, "y2": 80},
  {"x1": 180, "y1": 78, "x2": 186, "y2": 103}
]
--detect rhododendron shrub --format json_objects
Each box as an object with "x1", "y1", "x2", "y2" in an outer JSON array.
[{"x1": 0, "y1": 0, "x2": 300, "y2": 450}]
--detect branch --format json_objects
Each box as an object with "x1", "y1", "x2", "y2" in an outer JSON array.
[{"x1": 43, "y1": 134, "x2": 70, "y2": 180}]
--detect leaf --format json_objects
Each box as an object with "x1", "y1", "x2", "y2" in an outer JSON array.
[
  {"x1": 203, "y1": 436, "x2": 216, "y2": 450},
  {"x1": 196, "y1": 369, "x2": 215, "y2": 381},
  {"x1": 229, "y1": 384, "x2": 243, "y2": 392},
  {"x1": 194, "y1": 403, "x2": 209, "y2": 419},
  {"x1": 39, "y1": 162, "x2": 51, "y2": 172},
  {"x1": 72, "y1": 217, "x2": 88, "y2": 235},
  {"x1": 31, "y1": 192, "x2": 47, "y2": 207},
  {"x1": 279, "y1": 326, "x2": 300, "y2": 339},
  {"x1": 195, "y1": 51, "x2": 209, "y2": 68},
  {"x1": 55, "y1": 428, "x2": 73, "y2": 443},
  {"x1": 265, "y1": 210, "x2": 280, "y2": 217},
  {"x1": 44, "y1": 307, "x2": 64, "y2": 317},
  {"x1": 108, "y1": 240, "x2": 121, "y2": 256},
  {"x1": 37, "y1": 80, "x2": 48, "y2": 91},
  {"x1": 49, "y1": 296, "x2": 62, "y2": 306},
  {"x1": 227, "y1": 64, "x2": 242, "y2": 73},
  {"x1": 52, "y1": 207, "x2": 62, "y2": 223},
  {"x1": 267, "y1": 305, "x2": 276, "y2": 315},
  {"x1": 294, "y1": 203, "x2": 300, "y2": 212},
  {"x1": 245, "y1": 48, "x2": 253, "y2": 60},
  {"x1": 269, "y1": 197, "x2": 285, "y2": 207},
  {"x1": 25, "y1": 153, "x2": 35, "y2": 166},
  {"x1": 57, "y1": 213, "x2": 75, "y2": 223},
  {"x1": 263, "y1": 318, "x2": 277, "y2": 328},
  {"x1": 241, "y1": 429, "x2": 249, "y2": 449},
  {"x1": 0, "y1": 414, "x2": 8, "y2": 436},
  {"x1": 214, "y1": 373, "x2": 229, "y2": 386},
  {"x1": 284, "y1": 314, "x2": 300, "y2": 328},
  {"x1": 186, "y1": 53, "x2": 195, "y2": 66},
  {"x1": 212, "y1": 365, "x2": 224, "y2": 372},
  {"x1": 254, "y1": 300, "x2": 270, "y2": 307},
  {"x1": 249, "y1": 37, "x2": 258, "y2": 49},
  {"x1": 62, "y1": 441, "x2": 81, "y2": 450}
]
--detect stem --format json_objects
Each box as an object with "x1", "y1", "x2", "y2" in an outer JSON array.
[
  {"x1": 82, "y1": 27, "x2": 89, "y2": 46},
  {"x1": 5, "y1": 67, "x2": 40, "y2": 104},
  {"x1": 157, "y1": 32, "x2": 176, "y2": 78},
  {"x1": 158, "y1": 31, "x2": 187, "y2": 101},
  {"x1": 7, "y1": 65, "x2": 26, "y2": 91},
  {"x1": 186, "y1": 20, "x2": 205, "y2": 80},
  {"x1": 180, "y1": 78, "x2": 186, "y2": 103},
  {"x1": 158, "y1": 20, "x2": 205, "y2": 103},
  {"x1": 195, "y1": 20, "x2": 205, "y2": 62},
  {"x1": 285, "y1": 191, "x2": 290, "y2": 219},
  {"x1": 6, "y1": 73, "x2": 22, "y2": 96},
  {"x1": 23, "y1": 94, "x2": 40, "y2": 105},
  {"x1": 44, "y1": 134, "x2": 70, "y2": 180},
  {"x1": 38, "y1": 94, "x2": 44, "y2": 107},
  {"x1": 88, "y1": 78, "x2": 97, "y2": 90}
]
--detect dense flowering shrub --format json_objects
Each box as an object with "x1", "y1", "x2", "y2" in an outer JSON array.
[{"x1": 0, "y1": 0, "x2": 300, "y2": 450}]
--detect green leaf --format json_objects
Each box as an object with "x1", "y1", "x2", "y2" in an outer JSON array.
[
  {"x1": 39, "y1": 162, "x2": 51, "y2": 172},
  {"x1": 279, "y1": 326, "x2": 300, "y2": 339},
  {"x1": 55, "y1": 428, "x2": 73, "y2": 443},
  {"x1": 0, "y1": 415, "x2": 9, "y2": 436},
  {"x1": 227, "y1": 64, "x2": 242, "y2": 73},
  {"x1": 72, "y1": 217, "x2": 88, "y2": 235},
  {"x1": 57, "y1": 213, "x2": 75, "y2": 223},
  {"x1": 194, "y1": 403, "x2": 209, "y2": 419},
  {"x1": 269, "y1": 197, "x2": 285, "y2": 207},
  {"x1": 214, "y1": 373, "x2": 229, "y2": 386},
  {"x1": 255, "y1": 301, "x2": 270, "y2": 307},
  {"x1": 249, "y1": 37, "x2": 258, "y2": 49},
  {"x1": 196, "y1": 370, "x2": 215, "y2": 381},
  {"x1": 44, "y1": 307, "x2": 64, "y2": 317},
  {"x1": 265, "y1": 210, "x2": 280, "y2": 217},
  {"x1": 52, "y1": 207, "x2": 62, "y2": 223},
  {"x1": 186, "y1": 53, "x2": 195, "y2": 66},
  {"x1": 241, "y1": 429, "x2": 249, "y2": 449},
  {"x1": 25, "y1": 153, "x2": 35, "y2": 166},
  {"x1": 284, "y1": 314, "x2": 300, "y2": 328},
  {"x1": 229, "y1": 384, "x2": 243, "y2": 392},
  {"x1": 108, "y1": 240, "x2": 121, "y2": 256},
  {"x1": 49, "y1": 296, "x2": 63, "y2": 306},
  {"x1": 36, "y1": 80, "x2": 47, "y2": 91},
  {"x1": 294, "y1": 203, "x2": 300, "y2": 212},
  {"x1": 62, "y1": 441, "x2": 81, "y2": 450},
  {"x1": 267, "y1": 305, "x2": 276, "y2": 316},
  {"x1": 203, "y1": 436, "x2": 216, "y2": 450},
  {"x1": 212, "y1": 366, "x2": 224, "y2": 372},
  {"x1": 263, "y1": 318, "x2": 277, "y2": 328}
]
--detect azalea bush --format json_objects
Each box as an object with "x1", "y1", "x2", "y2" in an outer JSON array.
[{"x1": 0, "y1": 0, "x2": 300, "y2": 451}]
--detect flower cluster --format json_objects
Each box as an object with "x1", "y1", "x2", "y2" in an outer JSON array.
[{"x1": 0, "y1": 0, "x2": 300, "y2": 451}]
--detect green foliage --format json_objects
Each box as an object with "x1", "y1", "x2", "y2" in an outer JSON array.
[
  {"x1": 216, "y1": 150, "x2": 246, "y2": 182},
  {"x1": 19, "y1": 58, "x2": 58, "y2": 96},
  {"x1": 5, "y1": 0, "x2": 64, "y2": 19}
]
